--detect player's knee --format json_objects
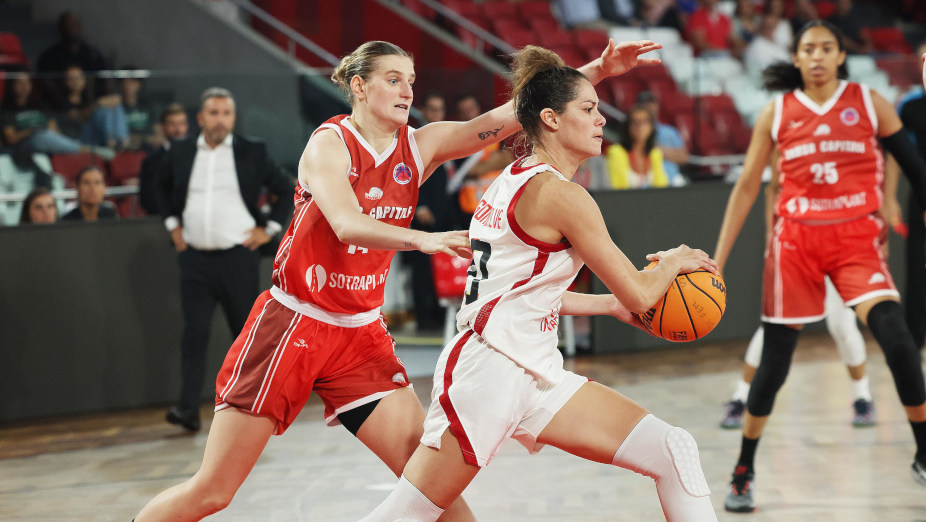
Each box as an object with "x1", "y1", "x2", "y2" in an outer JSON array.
[
  {"x1": 747, "y1": 323, "x2": 799, "y2": 416},
  {"x1": 187, "y1": 473, "x2": 237, "y2": 515},
  {"x1": 867, "y1": 300, "x2": 926, "y2": 405},
  {"x1": 612, "y1": 415, "x2": 710, "y2": 498}
]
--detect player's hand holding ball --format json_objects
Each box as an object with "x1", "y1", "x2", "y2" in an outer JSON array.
[{"x1": 639, "y1": 246, "x2": 726, "y2": 342}]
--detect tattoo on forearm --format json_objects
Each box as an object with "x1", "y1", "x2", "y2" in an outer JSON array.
[
  {"x1": 478, "y1": 125, "x2": 504, "y2": 140},
  {"x1": 404, "y1": 242, "x2": 413, "y2": 248}
]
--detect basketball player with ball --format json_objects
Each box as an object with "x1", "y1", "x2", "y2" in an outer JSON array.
[
  {"x1": 713, "y1": 21, "x2": 926, "y2": 513},
  {"x1": 135, "y1": 38, "x2": 666, "y2": 521},
  {"x1": 362, "y1": 45, "x2": 719, "y2": 522}
]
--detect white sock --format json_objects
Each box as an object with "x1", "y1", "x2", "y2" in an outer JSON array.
[
  {"x1": 358, "y1": 475, "x2": 444, "y2": 522},
  {"x1": 732, "y1": 379, "x2": 750, "y2": 402},
  {"x1": 852, "y1": 375, "x2": 872, "y2": 401}
]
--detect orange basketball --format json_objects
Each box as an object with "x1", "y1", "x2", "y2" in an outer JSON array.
[{"x1": 638, "y1": 262, "x2": 726, "y2": 342}]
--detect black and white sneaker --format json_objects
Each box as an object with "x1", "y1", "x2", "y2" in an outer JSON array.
[
  {"x1": 724, "y1": 465, "x2": 756, "y2": 513},
  {"x1": 913, "y1": 458, "x2": 926, "y2": 487}
]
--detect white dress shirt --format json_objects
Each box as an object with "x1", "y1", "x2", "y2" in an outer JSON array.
[{"x1": 168, "y1": 134, "x2": 256, "y2": 250}]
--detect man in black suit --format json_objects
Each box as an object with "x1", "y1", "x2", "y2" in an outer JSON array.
[
  {"x1": 138, "y1": 103, "x2": 189, "y2": 215},
  {"x1": 159, "y1": 87, "x2": 293, "y2": 431}
]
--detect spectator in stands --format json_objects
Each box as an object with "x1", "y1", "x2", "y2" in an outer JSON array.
[
  {"x1": 635, "y1": 90, "x2": 688, "y2": 186},
  {"x1": 404, "y1": 92, "x2": 453, "y2": 331},
  {"x1": 790, "y1": 0, "x2": 819, "y2": 37},
  {"x1": 552, "y1": 0, "x2": 612, "y2": 30},
  {"x1": 639, "y1": 0, "x2": 684, "y2": 33},
  {"x1": 157, "y1": 87, "x2": 293, "y2": 432},
  {"x1": 686, "y1": 0, "x2": 735, "y2": 57},
  {"x1": 744, "y1": 13, "x2": 792, "y2": 80},
  {"x1": 0, "y1": 69, "x2": 115, "y2": 166},
  {"x1": 61, "y1": 165, "x2": 117, "y2": 221},
  {"x1": 52, "y1": 64, "x2": 128, "y2": 149},
  {"x1": 599, "y1": 0, "x2": 642, "y2": 26},
  {"x1": 827, "y1": 0, "x2": 874, "y2": 55},
  {"x1": 138, "y1": 103, "x2": 188, "y2": 216},
  {"x1": 765, "y1": 0, "x2": 794, "y2": 49},
  {"x1": 119, "y1": 67, "x2": 161, "y2": 151},
  {"x1": 36, "y1": 11, "x2": 110, "y2": 98},
  {"x1": 572, "y1": 155, "x2": 612, "y2": 190},
  {"x1": 18, "y1": 187, "x2": 58, "y2": 224},
  {"x1": 605, "y1": 104, "x2": 669, "y2": 189},
  {"x1": 731, "y1": 0, "x2": 761, "y2": 46},
  {"x1": 452, "y1": 94, "x2": 515, "y2": 228}
]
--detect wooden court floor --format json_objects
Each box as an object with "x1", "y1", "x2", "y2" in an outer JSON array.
[{"x1": 2, "y1": 332, "x2": 925, "y2": 521}]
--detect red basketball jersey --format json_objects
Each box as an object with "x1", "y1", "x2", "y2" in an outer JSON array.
[
  {"x1": 271, "y1": 116, "x2": 422, "y2": 314},
  {"x1": 772, "y1": 81, "x2": 883, "y2": 221}
]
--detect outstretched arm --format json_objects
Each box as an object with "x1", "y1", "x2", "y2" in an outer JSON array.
[
  {"x1": 714, "y1": 101, "x2": 776, "y2": 273},
  {"x1": 414, "y1": 39, "x2": 663, "y2": 176},
  {"x1": 298, "y1": 129, "x2": 470, "y2": 256}
]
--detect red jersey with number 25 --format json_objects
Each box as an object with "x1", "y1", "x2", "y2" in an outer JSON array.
[
  {"x1": 271, "y1": 115, "x2": 422, "y2": 314},
  {"x1": 773, "y1": 81, "x2": 883, "y2": 221}
]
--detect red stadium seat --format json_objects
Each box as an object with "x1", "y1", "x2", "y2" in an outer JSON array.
[
  {"x1": 868, "y1": 27, "x2": 912, "y2": 53},
  {"x1": 431, "y1": 252, "x2": 471, "y2": 346},
  {"x1": 0, "y1": 32, "x2": 28, "y2": 67},
  {"x1": 635, "y1": 63, "x2": 672, "y2": 83},
  {"x1": 815, "y1": 0, "x2": 837, "y2": 19},
  {"x1": 574, "y1": 29, "x2": 609, "y2": 48},
  {"x1": 527, "y1": 17, "x2": 559, "y2": 34},
  {"x1": 444, "y1": 0, "x2": 479, "y2": 20},
  {"x1": 107, "y1": 151, "x2": 147, "y2": 185},
  {"x1": 491, "y1": 17, "x2": 527, "y2": 36},
  {"x1": 401, "y1": 0, "x2": 436, "y2": 20},
  {"x1": 500, "y1": 29, "x2": 535, "y2": 49},
  {"x1": 876, "y1": 55, "x2": 921, "y2": 88},
  {"x1": 551, "y1": 48, "x2": 586, "y2": 68},
  {"x1": 660, "y1": 92, "x2": 695, "y2": 116},
  {"x1": 517, "y1": 1, "x2": 553, "y2": 19},
  {"x1": 673, "y1": 111, "x2": 695, "y2": 150},
  {"x1": 696, "y1": 94, "x2": 736, "y2": 113},
  {"x1": 610, "y1": 80, "x2": 643, "y2": 111},
  {"x1": 457, "y1": 15, "x2": 490, "y2": 49},
  {"x1": 481, "y1": 2, "x2": 518, "y2": 19},
  {"x1": 537, "y1": 29, "x2": 574, "y2": 49},
  {"x1": 51, "y1": 153, "x2": 106, "y2": 187}
]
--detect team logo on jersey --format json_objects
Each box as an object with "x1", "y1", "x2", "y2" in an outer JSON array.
[
  {"x1": 391, "y1": 372, "x2": 407, "y2": 385},
  {"x1": 868, "y1": 272, "x2": 886, "y2": 284},
  {"x1": 812, "y1": 124, "x2": 831, "y2": 136},
  {"x1": 365, "y1": 186, "x2": 383, "y2": 200},
  {"x1": 306, "y1": 264, "x2": 327, "y2": 292},
  {"x1": 840, "y1": 108, "x2": 860, "y2": 126},
  {"x1": 784, "y1": 196, "x2": 809, "y2": 215},
  {"x1": 392, "y1": 163, "x2": 413, "y2": 185}
]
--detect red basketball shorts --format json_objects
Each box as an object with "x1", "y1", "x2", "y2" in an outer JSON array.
[
  {"x1": 762, "y1": 214, "x2": 898, "y2": 324},
  {"x1": 215, "y1": 290, "x2": 411, "y2": 435}
]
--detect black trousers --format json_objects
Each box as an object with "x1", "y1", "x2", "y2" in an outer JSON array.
[
  {"x1": 177, "y1": 245, "x2": 260, "y2": 412},
  {"x1": 906, "y1": 193, "x2": 926, "y2": 348}
]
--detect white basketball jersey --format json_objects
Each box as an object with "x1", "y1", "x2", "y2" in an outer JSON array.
[{"x1": 456, "y1": 161, "x2": 584, "y2": 383}]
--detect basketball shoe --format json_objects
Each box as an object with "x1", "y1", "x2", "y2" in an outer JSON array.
[
  {"x1": 851, "y1": 398, "x2": 875, "y2": 427},
  {"x1": 724, "y1": 465, "x2": 756, "y2": 513},
  {"x1": 913, "y1": 458, "x2": 926, "y2": 486},
  {"x1": 720, "y1": 399, "x2": 745, "y2": 429}
]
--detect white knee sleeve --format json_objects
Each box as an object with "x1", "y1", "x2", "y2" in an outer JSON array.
[
  {"x1": 823, "y1": 279, "x2": 866, "y2": 367},
  {"x1": 744, "y1": 326, "x2": 764, "y2": 368},
  {"x1": 358, "y1": 475, "x2": 444, "y2": 522},
  {"x1": 612, "y1": 415, "x2": 717, "y2": 522}
]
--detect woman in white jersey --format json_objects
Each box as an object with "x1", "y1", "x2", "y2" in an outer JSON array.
[
  {"x1": 134, "y1": 39, "x2": 663, "y2": 521},
  {"x1": 361, "y1": 46, "x2": 719, "y2": 522}
]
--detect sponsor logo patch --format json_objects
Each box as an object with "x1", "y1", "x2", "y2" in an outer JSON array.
[
  {"x1": 868, "y1": 272, "x2": 886, "y2": 285},
  {"x1": 306, "y1": 264, "x2": 327, "y2": 292},
  {"x1": 812, "y1": 123, "x2": 831, "y2": 136},
  {"x1": 365, "y1": 186, "x2": 383, "y2": 200}
]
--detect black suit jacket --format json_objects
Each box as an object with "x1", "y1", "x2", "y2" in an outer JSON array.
[
  {"x1": 139, "y1": 145, "x2": 168, "y2": 216},
  {"x1": 158, "y1": 134, "x2": 294, "y2": 231}
]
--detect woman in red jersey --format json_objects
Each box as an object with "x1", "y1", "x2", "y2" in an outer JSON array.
[
  {"x1": 134, "y1": 39, "x2": 662, "y2": 521},
  {"x1": 361, "y1": 45, "x2": 719, "y2": 522},
  {"x1": 713, "y1": 21, "x2": 926, "y2": 513}
]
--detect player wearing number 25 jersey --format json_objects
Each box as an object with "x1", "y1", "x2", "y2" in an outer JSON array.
[{"x1": 766, "y1": 80, "x2": 894, "y2": 321}]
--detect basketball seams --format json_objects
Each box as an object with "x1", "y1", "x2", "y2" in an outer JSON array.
[
  {"x1": 674, "y1": 279, "x2": 699, "y2": 340},
  {"x1": 683, "y1": 274, "x2": 725, "y2": 314}
]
